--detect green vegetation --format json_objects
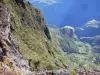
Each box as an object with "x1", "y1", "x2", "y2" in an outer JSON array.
[
  {"x1": 70, "y1": 70, "x2": 77, "y2": 75},
  {"x1": 49, "y1": 27, "x2": 100, "y2": 69},
  {"x1": 0, "y1": 0, "x2": 99, "y2": 73},
  {"x1": 1, "y1": 0, "x2": 69, "y2": 71}
]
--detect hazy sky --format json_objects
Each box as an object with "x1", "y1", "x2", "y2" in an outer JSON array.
[{"x1": 27, "y1": 0, "x2": 100, "y2": 27}]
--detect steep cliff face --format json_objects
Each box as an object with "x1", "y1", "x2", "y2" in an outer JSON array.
[
  {"x1": 0, "y1": 2, "x2": 30, "y2": 75},
  {"x1": 0, "y1": 0, "x2": 99, "y2": 75},
  {"x1": 0, "y1": 0, "x2": 69, "y2": 74}
]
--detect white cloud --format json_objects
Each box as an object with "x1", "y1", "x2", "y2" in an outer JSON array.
[{"x1": 27, "y1": 0, "x2": 60, "y2": 5}]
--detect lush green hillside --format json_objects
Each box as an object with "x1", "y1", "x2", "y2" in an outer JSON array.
[
  {"x1": 0, "y1": 0, "x2": 100, "y2": 75},
  {"x1": 49, "y1": 26, "x2": 100, "y2": 69},
  {"x1": 75, "y1": 20, "x2": 100, "y2": 68},
  {"x1": 0, "y1": 0, "x2": 69, "y2": 72}
]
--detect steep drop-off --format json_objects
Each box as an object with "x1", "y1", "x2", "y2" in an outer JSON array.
[
  {"x1": 0, "y1": 0, "x2": 100, "y2": 75},
  {"x1": 0, "y1": 0, "x2": 70, "y2": 74}
]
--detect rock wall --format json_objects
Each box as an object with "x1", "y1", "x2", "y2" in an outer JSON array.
[{"x1": 0, "y1": 2, "x2": 31, "y2": 75}]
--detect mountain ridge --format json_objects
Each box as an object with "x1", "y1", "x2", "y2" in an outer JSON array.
[
  {"x1": 0, "y1": 0, "x2": 75, "y2": 75},
  {"x1": 0, "y1": 0, "x2": 100, "y2": 75}
]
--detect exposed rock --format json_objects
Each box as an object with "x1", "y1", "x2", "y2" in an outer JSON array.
[
  {"x1": 0, "y1": 3, "x2": 11, "y2": 57},
  {"x1": 0, "y1": 2, "x2": 30, "y2": 75},
  {"x1": 15, "y1": 0, "x2": 26, "y2": 8},
  {"x1": 44, "y1": 26, "x2": 51, "y2": 40},
  {"x1": 0, "y1": 3, "x2": 11, "y2": 43},
  {"x1": 60, "y1": 26, "x2": 75, "y2": 38},
  {"x1": 29, "y1": 69, "x2": 70, "y2": 75},
  {"x1": 0, "y1": 0, "x2": 99, "y2": 74},
  {"x1": 76, "y1": 69, "x2": 100, "y2": 75}
]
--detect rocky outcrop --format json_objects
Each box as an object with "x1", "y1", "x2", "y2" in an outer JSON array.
[
  {"x1": 60, "y1": 26, "x2": 75, "y2": 38},
  {"x1": 0, "y1": 2, "x2": 31, "y2": 75},
  {"x1": 29, "y1": 69, "x2": 70, "y2": 75},
  {"x1": 0, "y1": 2, "x2": 11, "y2": 57},
  {"x1": 0, "y1": 3, "x2": 11, "y2": 43},
  {"x1": 76, "y1": 69, "x2": 100, "y2": 75},
  {"x1": 0, "y1": 0, "x2": 99, "y2": 74}
]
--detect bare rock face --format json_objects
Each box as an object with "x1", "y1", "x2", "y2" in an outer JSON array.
[
  {"x1": 15, "y1": 0, "x2": 26, "y2": 8},
  {"x1": 0, "y1": 2, "x2": 30, "y2": 75},
  {"x1": 29, "y1": 69, "x2": 70, "y2": 75},
  {"x1": 60, "y1": 26, "x2": 75, "y2": 38},
  {"x1": 0, "y1": 3, "x2": 11, "y2": 57},
  {"x1": 0, "y1": 3, "x2": 11, "y2": 43},
  {"x1": 76, "y1": 69, "x2": 100, "y2": 75}
]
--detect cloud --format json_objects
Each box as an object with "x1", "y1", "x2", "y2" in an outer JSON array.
[{"x1": 27, "y1": 0, "x2": 60, "y2": 5}]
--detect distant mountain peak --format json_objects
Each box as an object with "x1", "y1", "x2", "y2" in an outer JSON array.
[
  {"x1": 60, "y1": 26, "x2": 75, "y2": 38},
  {"x1": 85, "y1": 19, "x2": 100, "y2": 28},
  {"x1": 87, "y1": 19, "x2": 99, "y2": 24},
  {"x1": 63, "y1": 26, "x2": 75, "y2": 32}
]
